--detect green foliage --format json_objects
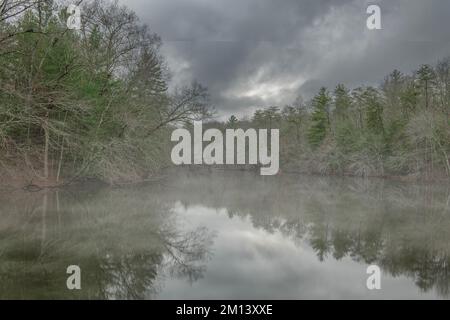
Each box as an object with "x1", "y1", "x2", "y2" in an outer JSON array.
[
  {"x1": 333, "y1": 84, "x2": 351, "y2": 120},
  {"x1": 363, "y1": 87, "x2": 384, "y2": 134},
  {"x1": 308, "y1": 87, "x2": 331, "y2": 148},
  {"x1": 416, "y1": 64, "x2": 436, "y2": 110},
  {"x1": 0, "y1": 0, "x2": 210, "y2": 185},
  {"x1": 243, "y1": 60, "x2": 450, "y2": 178},
  {"x1": 1, "y1": 1, "x2": 449, "y2": 183}
]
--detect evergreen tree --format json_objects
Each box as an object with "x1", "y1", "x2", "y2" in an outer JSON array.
[
  {"x1": 308, "y1": 87, "x2": 331, "y2": 148},
  {"x1": 333, "y1": 84, "x2": 352, "y2": 121},
  {"x1": 416, "y1": 64, "x2": 436, "y2": 109},
  {"x1": 363, "y1": 87, "x2": 384, "y2": 135}
]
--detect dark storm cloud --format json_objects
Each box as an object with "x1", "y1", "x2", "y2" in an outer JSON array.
[{"x1": 123, "y1": 0, "x2": 450, "y2": 118}]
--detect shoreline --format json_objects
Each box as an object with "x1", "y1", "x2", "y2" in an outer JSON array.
[{"x1": 2, "y1": 165, "x2": 448, "y2": 194}]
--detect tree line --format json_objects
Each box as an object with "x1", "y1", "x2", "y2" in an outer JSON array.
[
  {"x1": 224, "y1": 62, "x2": 450, "y2": 179},
  {"x1": 1, "y1": 0, "x2": 449, "y2": 186}
]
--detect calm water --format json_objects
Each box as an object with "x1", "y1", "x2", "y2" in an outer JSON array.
[{"x1": 0, "y1": 170, "x2": 449, "y2": 299}]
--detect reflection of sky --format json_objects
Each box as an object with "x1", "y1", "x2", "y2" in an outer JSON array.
[{"x1": 157, "y1": 203, "x2": 437, "y2": 299}]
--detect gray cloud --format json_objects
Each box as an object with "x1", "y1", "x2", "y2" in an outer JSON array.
[{"x1": 122, "y1": 0, "x2": 450, "y2": 119}]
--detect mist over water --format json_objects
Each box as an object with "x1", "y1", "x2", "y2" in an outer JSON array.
[{"x1": 0, "y1": 170, "x2": 449, "y2": 299}]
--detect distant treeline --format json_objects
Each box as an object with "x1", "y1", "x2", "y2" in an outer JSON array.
[{"x1": 217, "y1": 62, "x2": 450, "y2": 179}]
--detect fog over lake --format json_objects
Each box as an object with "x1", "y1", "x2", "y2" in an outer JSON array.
[{"x1": 0, "y1": 170, "x2": 449, "y2": 299}]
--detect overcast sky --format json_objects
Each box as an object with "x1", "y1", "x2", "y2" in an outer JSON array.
[{"x1": 121, "y1": 0, "x2": 450, "y2": 119}]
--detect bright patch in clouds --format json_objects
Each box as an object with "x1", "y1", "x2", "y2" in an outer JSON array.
[{"x1": 123, "y1": 0, "x2": 450, "y2": 117}]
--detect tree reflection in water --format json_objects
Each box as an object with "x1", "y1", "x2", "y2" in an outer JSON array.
[
  {"x1": 0, "y1": 185, "x2": 214, "y2": 299},
  {"x1": 1, "y1": 170, "x2": 449, "y2": 299},
  {"x1": 162, "y1": 170, "x2": 450, "y2": 298}
]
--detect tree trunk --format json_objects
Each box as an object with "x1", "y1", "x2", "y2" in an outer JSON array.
[{"x1": 43, "y1": 116, "x2": 49, "y2": 179}]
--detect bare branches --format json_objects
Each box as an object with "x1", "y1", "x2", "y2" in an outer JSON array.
[
  {"x1": 145, "y1": 82, "x2": 214, "y2": 137},
  {"x1": 0, "y1": 0, "x2": 47, "y2": 23},
  {"x1": 0, "y1": 28, "x2": 46, "y2": 45},
  {"x1": 0, "y1": 0, "x2": 213, "y2": 185},
  {"x1": 81, "y1": 0, "x2": 162, "y2": 79}
]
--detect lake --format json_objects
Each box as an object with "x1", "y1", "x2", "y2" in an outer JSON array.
[{"x1": 0, "y1": 170, "x2": 449, "y2": 299}]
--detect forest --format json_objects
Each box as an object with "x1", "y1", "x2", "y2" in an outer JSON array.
[
  {"x1": 0, "y1": 0, "x2": 211, "y2": 187},
  {"x1": 219, "y1": 64, "x2": 450, "y2": 179},
  {"x1": 1, "y1": 0, "x2": 449, "y2": 188}
]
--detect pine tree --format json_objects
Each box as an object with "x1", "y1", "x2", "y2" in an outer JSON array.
[
  {"x1": 416, "y1": 64, "x2": 436, "y2": 109},
  {"x1": 308, "y1": 87, "x2": 331, "y2": 148},
  {"x1": 333, "y1": 84, "x2": 351, "y2": 121},
  {"x1": 363, "y1": 87, "x2": 384, "y2": 135}
]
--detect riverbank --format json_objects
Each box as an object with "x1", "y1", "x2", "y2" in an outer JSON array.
[{"x1": 1, "y1": 162, "x2": 449, "y2": 192}]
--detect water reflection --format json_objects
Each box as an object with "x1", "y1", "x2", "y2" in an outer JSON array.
[
  {"x1": 0, "y1": 185, "x2": 213, "y2": 299},
  {"x1": 161, "y1": 170, "x2": 450, "y2": 299},
  {"x1": 0, "y1": 170, "x2": 449, "y2": 299}
]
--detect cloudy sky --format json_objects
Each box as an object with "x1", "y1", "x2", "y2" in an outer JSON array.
[{"x1": 122, "y1": 0, "x2": 450, "y2": 119}]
